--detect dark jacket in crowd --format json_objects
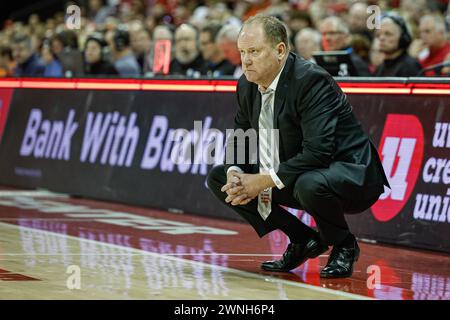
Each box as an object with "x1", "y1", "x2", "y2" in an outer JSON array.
[
  {"x1": 84, "y1": 60, "x2": 119, "y2": 76},
  {"x1": 342, "y1": 47, "x2": 371, "y2": 76},
  {"x1": 375, "y1": 52, "x2": 422, "y2": 77},
  {"x1": 169, "y1": 54, "x2": 206, "y2": 77},
  {"x1": 203, "y1": 59, "x2": 236, "y2": 77},
  {"x1": 14, "y1": 53, "x2": 45, "y2": 77}
]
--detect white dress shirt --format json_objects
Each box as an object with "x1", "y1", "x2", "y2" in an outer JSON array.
[{"x1": 227, "y1": 63, "x2": 286, "y2": 190}]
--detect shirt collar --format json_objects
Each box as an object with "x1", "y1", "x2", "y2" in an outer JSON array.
[{"x1": 258, "y1": 61, "x2": 286, "y2": 94}]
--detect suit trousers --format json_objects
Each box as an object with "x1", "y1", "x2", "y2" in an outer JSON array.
[{"x1": 207, "y1": 165, "x2": 381, "y2": 245}]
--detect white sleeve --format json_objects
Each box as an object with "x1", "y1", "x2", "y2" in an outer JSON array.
[
  {"x1": 226, "y1": 166, "x2": 244, "y2": 175},
  {"x1": 269, "y1": 168, "x2": 285, "y2": 189}
]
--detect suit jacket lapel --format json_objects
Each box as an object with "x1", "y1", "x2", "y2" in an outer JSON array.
[
  {"x1": 273, "y1": 53, "x2": 295, "y2": 129},
  {"x1": 252, "y1": 89, "x2": 261, "y2": 130}
]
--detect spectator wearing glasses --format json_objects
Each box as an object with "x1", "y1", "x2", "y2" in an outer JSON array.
[
  {"x1": 319, "y1": 16, "x2": 371, "y2": 76},
  {"x1": 170, "y1": 24, "x2": 205, "y2": 77}
]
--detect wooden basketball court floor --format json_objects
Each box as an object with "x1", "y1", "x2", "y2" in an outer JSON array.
[{"x1": 0, "y1": 187, "x2": 449, "y2": 300}]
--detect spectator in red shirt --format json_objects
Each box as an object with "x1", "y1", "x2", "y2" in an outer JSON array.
[{"x1": 418, "y1": 14, "x2": 450, "y2": 76}]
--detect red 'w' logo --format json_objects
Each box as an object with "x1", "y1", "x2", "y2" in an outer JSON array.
[{"x1": 371, "y1": 114, "x2": 424, "y2": 222}]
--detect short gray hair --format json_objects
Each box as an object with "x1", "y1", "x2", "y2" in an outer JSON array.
[
  {"x1": 420, "y1": 14, "x2": 447, "y2": 34},
  {"x1": 240, "y1": 14, "x2": 290, "y2": 50},
  {"x1": 295, "y1": 28, "x2": 321, "y2": 45},
  {"x1": 320, "y1": 16, "x2": 350, "y2": 34},
  {"x1": 216, "y1": 24, "x2": 241, "y2": 42}
]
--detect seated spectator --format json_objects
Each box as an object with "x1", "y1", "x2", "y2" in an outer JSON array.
[
  {"x1": 130, "y1": 28, "x2": 153, "y2": 75},
  {"x1": 348, "y1": 2, "x2": 373, "y2": 42},
  {"x1": 49, "y1": 32, "x2": 65, "y2": 56},
  {"x1": 84, "y1": 33, "x2": 118, "y2": 76},
  {"x1": 375, "y1": 14, "x2": 422, "y2": 77},
  {"x1": 170, "y1": 24, "x2": 205, "y2": 77},
  {"x1": 216, "y1": 24, "x2": 242, "y2": 78},
  {"x1": 11, "y1": 34, "x2": 45, "y2": 77},
  {"x1": 200, "y1": 23, "x2": 235, "y2": 77},
  {"x1": 319, "y1": 16, "x2": 371, "y2": 76},
  {"x1": 111, "y1": 27, "x2": 141, "y2": 77},
  {"x1": 50, "y1": 30, "x2": 84, "y2": 77},
  {"x1": 0, "y1": 46, "x2": 15, "y2": 77},
  {"x1": 417, "y1": 14, "x2": 450, "y2": 76},
  {"x1": 41, "y1": 40, "x2": 63, "y2": 77},
  {"x1": 294, "y1": 28, "x2": 321, "y2": 62}
]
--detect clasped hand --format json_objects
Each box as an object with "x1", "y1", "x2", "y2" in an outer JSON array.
[{"x1": 221, "y1": 171, "x2": 275, "y2": 206}]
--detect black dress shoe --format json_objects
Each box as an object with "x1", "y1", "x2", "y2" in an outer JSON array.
[
  {"x1": 320, "y1": 238, "x2": 360, "y2": 278},
  {"x1": 261, "y1": 237, "x2": 329, "y2": 272}
]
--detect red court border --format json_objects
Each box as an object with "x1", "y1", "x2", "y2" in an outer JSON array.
[{"x1": 1, "y1": 78, "x2": 450, "y2": 95}]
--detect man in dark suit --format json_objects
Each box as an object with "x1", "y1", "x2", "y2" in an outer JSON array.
[{"x1": 207, "y1": 15, "x2": 390, "y2": 278}]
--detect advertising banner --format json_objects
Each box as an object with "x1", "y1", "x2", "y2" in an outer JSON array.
[{"x1": 0, "y1": 86, "x2": 448, "y2": 252}]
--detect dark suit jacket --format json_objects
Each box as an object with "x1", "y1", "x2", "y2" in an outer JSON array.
[
  {"x1": 225, "y1": 52, "x2": 390, "y2": 202},
  {"x1": 14, "y1": 54, "x2": 45, "y2": 77}
]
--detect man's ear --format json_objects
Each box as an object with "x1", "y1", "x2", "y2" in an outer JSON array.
[{"x1": 277, "y1": 42, "x2": 286, "y2": 59}]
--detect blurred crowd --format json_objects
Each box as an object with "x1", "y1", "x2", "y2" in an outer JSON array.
[{"x1": 1, "y1": 0, "x2": 450, "y2": 78}]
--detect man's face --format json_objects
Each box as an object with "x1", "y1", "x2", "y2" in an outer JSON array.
[
  {"x1": 131, "y1": 30, "x2": 151, "y2": 55},
  {"x1": 217, "y1": 39, "x2": 241, "y2": 65},
  {"x1": 50, "y1": 39, "x2": 64, "y2": 55},
  {"x1": 174, "y1": 26, "x2": 198, "y2": 64},
  {"x1": 237, "y1": 24, "x2": 282, "y2": 87},
  {"x1": 419, "y1": 20, "x2": 441, "y2": 48},
  {"x1": 319, "y1": 20, "x2": 348, "y2": 51},
  {"x1": 12, "y1": 42, "x2": 32, "y2": 64},
  {"x1": 376, "y1": 19, "x2": 401, "y2": 54},
  {"x1": 199, "y1": 31, "x2": 216, "y2": 61},
  {"x1": 85, "y1": 40, "x2": 102, "y2": 64}
]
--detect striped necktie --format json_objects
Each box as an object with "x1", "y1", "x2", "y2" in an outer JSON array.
[{"x1": 257, "y1": 88, "x2": 279, "y2": 220}]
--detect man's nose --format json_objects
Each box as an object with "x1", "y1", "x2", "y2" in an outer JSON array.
[{"x1": 242, "y1": 53, "x2": 252, "y2": 66}]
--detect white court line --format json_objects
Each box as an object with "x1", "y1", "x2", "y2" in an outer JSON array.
[
  {"x1": 0, "y1": 221, "x2": 371, "y2": 300},
  {"x1": 0, "y1": 218, "x2": 120, "y2": 221},
  {"x1": 0, "y1": 253, "x2": 329, "y2": 257},
  {"x1": 0, "y1": 190, "x2": 68, "y2": 198}
]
